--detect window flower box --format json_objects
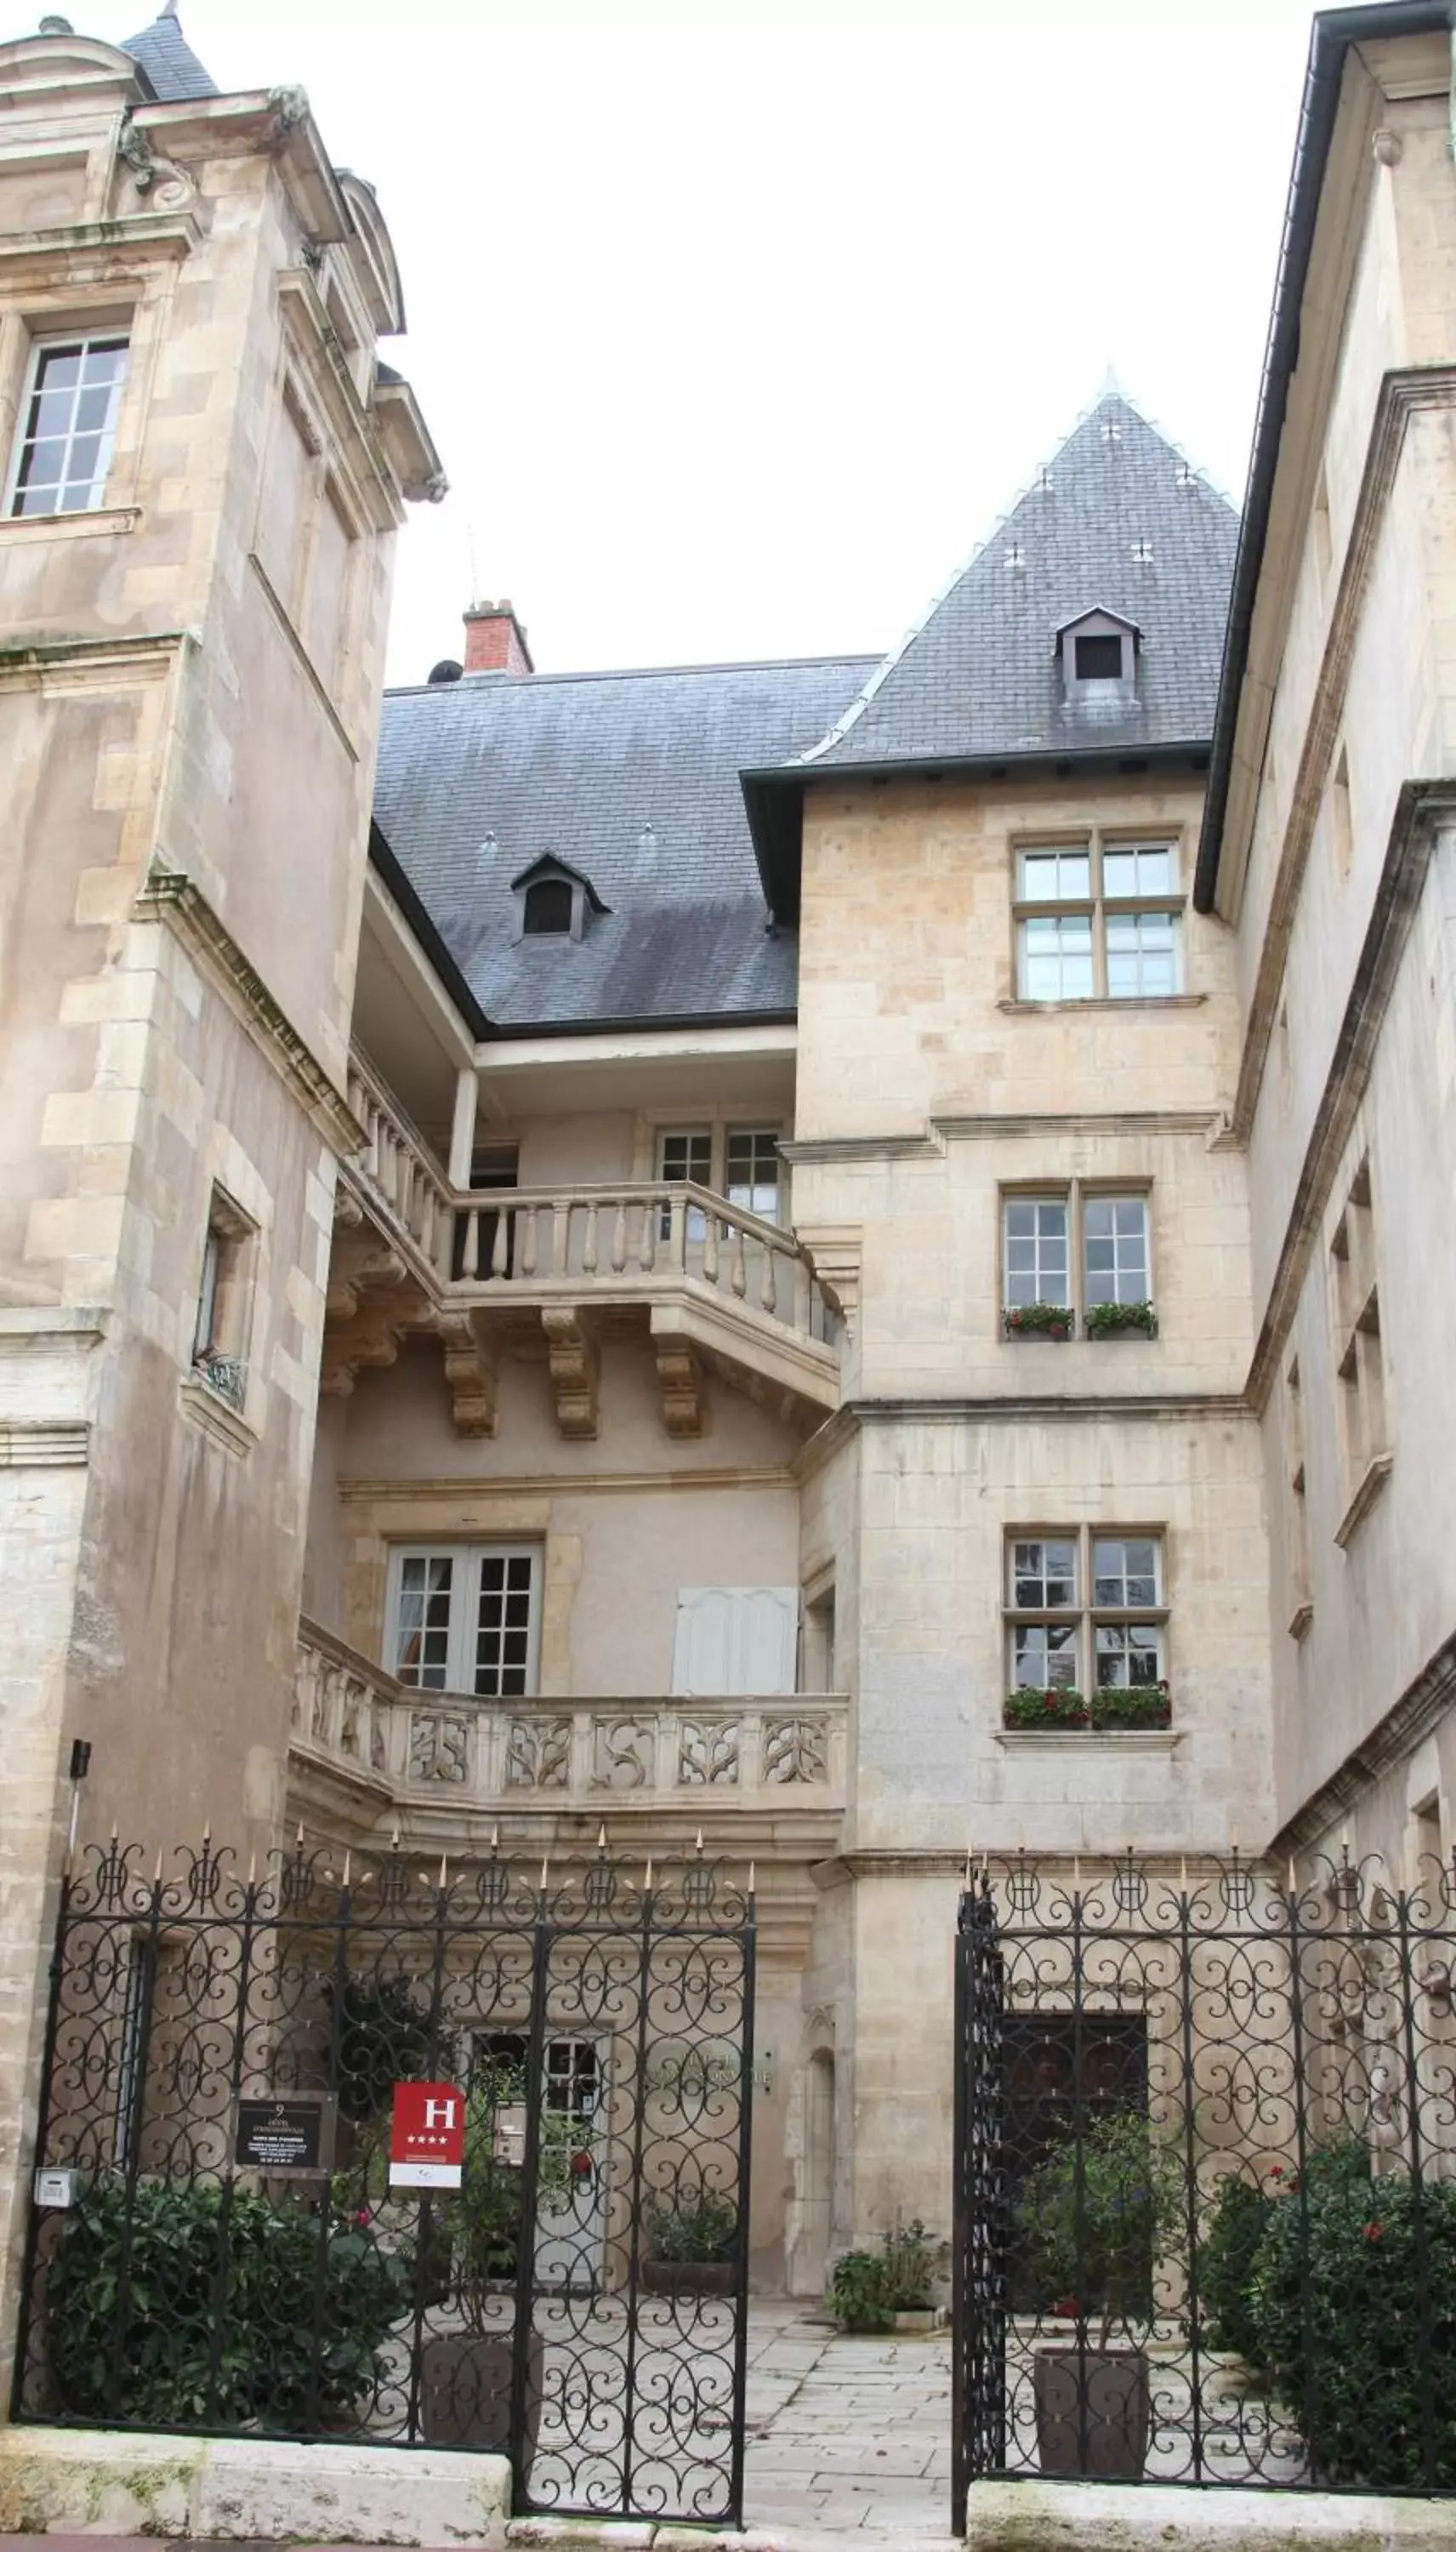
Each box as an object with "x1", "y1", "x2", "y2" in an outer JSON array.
[
  {"x1": 1004, "y1": 1685, "x2": 1090, "y2": 1729},
  {"x1": 193, "y1": 1348, "x2": 247, "y2": 1411},
  {"x1": 1004, "y1": 1302, "x2": 1073, "y2": 1342},
  {"x1": 1085, "y1": 1300, "x2": 1157, "y2": 1340},
  {"x1": 1089, "y1": 1680, "x2": 1171, "y2": 1731}
]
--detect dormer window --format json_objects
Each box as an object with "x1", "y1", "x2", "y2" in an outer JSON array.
[
  {"x1": 1056, "y1": 607, "x2": 1140, "y2": 701},
  {"x1": 523, "y1": 878, "x2": 573, "y2": 935},
  {"x1": 510, "y1": 854, "x2": 610, "y2": 944}
]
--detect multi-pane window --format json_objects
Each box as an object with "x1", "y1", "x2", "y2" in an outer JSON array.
[
  {"x1": 1083, "y1": 1197, "x2": 1149, "y2": 1307},
  {"x1": 657, "y1": 1128, "x2": 713, "y2": 1188},
  {"x1": 10, "y1": 333, "x2": 127, "y2": 517},
  {"x1": 191, "y1": 1188, "x2": 253, "y2": 1411},
  {"x1": 1002, "y1": 1188, "x2": 1153, "y2": 1326},
  {"x1": 1004, "y1": 1199, "x2": 1069, "y2": 1308},
  {"x1": 1329, "y1": 1156, "x2": 1389, "y2": 1525},
  {"x1": 1004, "y1": 1529, "x2": 1167, "y2": 1694},
  {"x1": 725, "y1": 1127, "x2": 781, "y2": 1222},
  {"x1": 8, "y1": 332, "x2": 128, "y2": 517},
  {"x1": 1014, "y1": 837, "x2": 1182, "y2": 1001},
  {"x1": 388, "y1": 1544, "x2": 541, "y2": 1698}
]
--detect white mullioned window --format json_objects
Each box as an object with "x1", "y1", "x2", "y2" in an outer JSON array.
[
  {"x1": 387, "y1": 1544, "x2": 542, "y2": 1698},
  {"x1": 725, "y1": 1127, "x2": 781, "y2": 1222},
  {"x1": 8, "y1": 331, "x2": 129, "y2": 516},
  {"x1": 1004, "y1": 1528, "x2": 1167, "y2": 1695},
  {"x1": 1004, "y1": 1198, "x2": 1070, "y2": 1308},
  {"x1": 1013, "y1": 836, "x2": 1183, "y2": 1002},
  {"x1": 1083, "y1": 1196, "x2": 1150, "y2": 1307}
]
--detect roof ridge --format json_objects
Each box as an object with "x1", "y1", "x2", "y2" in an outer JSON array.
[
  {"x1": 792, "y1": 380, "x2": 1237, "y2": 773},
  {"x1": 385, "y1": 649, "x2": 880, "y2": 699}
]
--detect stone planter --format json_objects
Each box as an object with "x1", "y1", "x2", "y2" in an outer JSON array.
[
  {"x1": 640, "y1": 2255, "x2": 736, "y2": 2297},
  {"x1": 1032, "y1": 2345, "x2": 1150, "y2": 2477},
  {"x1": 419, "y1": 2328, "x2": 544, "y2": 2461},
  {"x1": 890, "y1": 2307, "x2": 937, "y2": 2332}
]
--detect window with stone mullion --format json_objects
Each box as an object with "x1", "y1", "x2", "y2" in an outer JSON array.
[
  {"x1": 1007, "y1": 1535, "x2": 1082, "y2": 1691},
  {"x1": 1004, "y1": 1196, "x2": 1070, "y2": 1309}
]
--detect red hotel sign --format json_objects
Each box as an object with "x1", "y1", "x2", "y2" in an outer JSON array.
[{"x1": 389, "y1": 2080, "x2": 465, "y2": 2188}]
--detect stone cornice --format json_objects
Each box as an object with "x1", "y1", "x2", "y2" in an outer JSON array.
[
  {"x1": 843, "y1": 1393, "x2": 1251, "y2": 1425},
  {"x1": 337, "y1": 1464, "x2": 796, "y2": 1502},
  {"x1": 782, "y1": 1109, "x2": 1223, "y2": 1166},
  {"x1": 1272, "y1": 1629, "x2": 1456, "y2": 1857},
  {"x1": 1231, "y1": 363, "x2": 1456, "y2": 1144},
  {"x1": 0, "y1": 208, "x2": 201, "y2": 286},
  {"x1": 135, "y1": 869, "x2": 362, "y2": 1158},
  {"x1": 0, "y1": 629, "x2": 186, "y2": 694},
  {"x1": 1246, "y1": 778, "x2": 1456, "y2": 1410}
]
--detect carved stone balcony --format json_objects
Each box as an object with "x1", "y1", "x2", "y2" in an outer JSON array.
[
  {"x1": 289, "y1": 1621, "x2": 847, "y2": 1852},
  {"x1": 325, "y1": 1047, "x2": 841, "y2": 1435}
]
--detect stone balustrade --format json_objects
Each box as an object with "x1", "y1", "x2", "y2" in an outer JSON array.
[
  {"x1": 344, "y1": 1048, "x2": 453, "y2": 1273},
  {"x1": 449, "y1": 1181, "x2": 835, "y2": 1345},
  {"x1": 292, "y1": 1623, "x2": 847, "y2": 1814}
]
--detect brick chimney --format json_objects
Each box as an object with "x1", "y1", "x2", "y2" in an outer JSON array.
[{"x1": 463, "y1": 598, "x2": 533, "y2": 676}]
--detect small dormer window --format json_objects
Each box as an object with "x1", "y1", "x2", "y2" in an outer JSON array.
[
  {"x1": 510, "y1": 855, "x2": 611, "y2": 943},
  {"x1": 523, "y1": 877, "x2": 573, "y2": 935},
  {"x1": 1073, "y1": 634, "x2": 1123, "y2": 682},
  {"x1": 1056, "y1": 607, "x2": 1140, "y2": 701}
]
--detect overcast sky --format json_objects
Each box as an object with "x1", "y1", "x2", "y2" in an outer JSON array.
[{"x1": 79, "y1": 0, "x2": 1322, "y2": 686}]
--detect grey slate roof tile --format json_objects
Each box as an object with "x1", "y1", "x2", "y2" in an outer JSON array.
[
  {"x1": 373, "y1": 656, "x2": 874, "y2": 1031},
  {"x1": 121, "y1": 9, "x2": 219, "y2": 100},
  {"x1": 797, "y1": 393, "x2": 1237, "y2": 771}
]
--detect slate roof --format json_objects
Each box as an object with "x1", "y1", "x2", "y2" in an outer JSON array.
[
  {"x1": 794, "y1": 391, "x2": 1238, "y2": 772},
  {"x1": 373, "y1": 656, "x2": 874, "y2": 1032},
  {"x1": 121, "y1": 8, "x2": 218, "y2": 101}
]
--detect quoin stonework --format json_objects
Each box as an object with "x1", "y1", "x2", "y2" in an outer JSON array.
[{"x1": 2, "y1": 0, "x2": 1455, "y2": 2382}]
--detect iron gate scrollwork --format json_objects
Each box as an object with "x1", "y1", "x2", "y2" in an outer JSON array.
[
  {"x1": 13, "y1": 1835, "x2": 756, "y2": 2528},
  {"x1": 953, "y1": 1849, "x2": 1456, "y2": 2519}
]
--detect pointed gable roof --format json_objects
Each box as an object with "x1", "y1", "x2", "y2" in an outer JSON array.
[
  {"x1": 794, "y1": 392, "x2": 1237, "y2": 774},
  {"x1": 121, "y1": 7, "x2": 218, "y2": 101}
]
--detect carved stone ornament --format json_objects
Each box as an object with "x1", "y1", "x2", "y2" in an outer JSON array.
[
  {"x1": 408, "y1": 1711, "x2": 469, "y2": 1786},
  {"x1": 117, "y1": 118, "x2": 196, "y2": 209},
  {"x1": 592, "y1": 1716, "x2": 655, "y2": 1791},
  {"x1": 434, "y1": 1310, "x2": 498, "y2": 1438},
  {"x1": 678, "y1": 1719, "x2": 741, "y2": 1786},
  {"x1": 542, "y1": 1307, "x2": 599, "y2": 1440},
  {"x1": 763, "y1": 1715, "x2": 828, "y2": 1785},
  {"x1": 656, "y1": 1338, "x2": 704, "y2": 1438},
  {"x1": 506, "y1": 1717, "x2": 572, "y2": 1790}
]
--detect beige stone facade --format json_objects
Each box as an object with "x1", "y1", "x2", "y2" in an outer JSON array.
[{"x1": 6, "y1": 0, "x2": 1456, "y2": 2381}]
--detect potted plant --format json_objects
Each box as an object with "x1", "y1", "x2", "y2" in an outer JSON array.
[
  {"x1": 828, "y1": 2219, "x2": 947, "y2": 2331},
  {"x1": 1016, "y1": 2106, "x2": 1182, "y2": 2477},
  {"x1": 1004, "y1": 1686, "x2": 1091, "y2": 1731},
  {"x1": 641, "y1": 2187, "x2": 739, "y2": 2296},
  {"x1": 1004, "y1": 1301, "x2": 1073, "y2": 1342},
  {"x1": 1089, "y1": 1680, "x2": 1172, "y2": 1731},
  {"x1": 1085, "y1": 1300, "x2": 1158, "y2": 1339}
]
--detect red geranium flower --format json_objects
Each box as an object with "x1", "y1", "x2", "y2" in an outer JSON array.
[
  {"x1": 1363, "y1": 2222, "x2": 1385, "y2": 2242},
  {"x1": 570, "y1": 2150, "x2": 593, "y2": 2177}
]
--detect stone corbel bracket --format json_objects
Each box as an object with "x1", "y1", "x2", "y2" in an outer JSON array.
[
  {"x1": 655, "y1": 1336, "x2": 705, "y2": 1438},
  {"x1": 435, "y1": 1310, "x2": 498, "y2": 1439},
  {"x1": 542, "y1": 1306, "x2": 599, "y2": 1440}
]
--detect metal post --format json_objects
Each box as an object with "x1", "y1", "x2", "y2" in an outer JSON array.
[{"x1": 728, "y1": 1881, "x2": 758, "y2": 2531}]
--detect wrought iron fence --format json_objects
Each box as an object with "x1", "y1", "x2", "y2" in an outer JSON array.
[
  {"x1": 952, "y1": 1849, "x2": 1456, "y2": 2520},
  {"x1": 13, "y1": 1835, "x2": 756, "y2": 2528}
]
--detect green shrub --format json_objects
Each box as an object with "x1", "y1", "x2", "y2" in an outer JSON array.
[
  {"x1": 644, "y1": 2187, "x2": 737, "y2": 2264},
  {"x1": 44, "y1": 2177, "x2": 410, "y2": 2430},
  {"x1": 829, "y1": 2247, "x2": 891, "y2": 2333},
  {"x1": 828, "y1": 2218, "x2": 945, "y2": 2330},
  {"x1": 1015, "y1": 2108, "x2": 1184, "y2": 2345},
  {"x1": 1198, "y1": 2169, "x2": 1275, "y2": 2363},
  {"x1": 1243, "y1": 2139, "x2": 1456, "y2": 2488}
]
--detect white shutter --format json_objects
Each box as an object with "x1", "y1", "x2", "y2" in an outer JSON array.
[{"x1": 672, "y1": 1587, "x2": 799, "y2": 1696}]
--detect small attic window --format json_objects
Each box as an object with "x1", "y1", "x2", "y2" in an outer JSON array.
[
  {"x1": 1073, "y1": 633, "x2": 1123, "y2": 681},
  {"x1": 523, "y1": 877, "x2": 573, "y2": 935}
]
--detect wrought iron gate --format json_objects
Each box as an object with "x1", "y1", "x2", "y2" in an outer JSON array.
[
  {"x1": 13, "y1": 1836, "x2": 756, "y2": 2527},
  {"x1": 952, "y1": 1850, "x2": 1456, "y2": 2518}
]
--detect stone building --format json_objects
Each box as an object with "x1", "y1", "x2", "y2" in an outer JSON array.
[{"x1": 3, "y1": 0, "x2": 1456, "y2": 2348}]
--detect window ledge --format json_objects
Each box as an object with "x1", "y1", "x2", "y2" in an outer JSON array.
[
  {"x1": 998, "y1": 994, "x2": 1207, "y2": 1016},
  {"x1": 0, "y1": 504, "x2": 142, "y2": 544},
  {"x1": 1288, "y1": 1600, "x2": 1314, "y2": 1642},
  {"x1": 179, "y1": 1375, "x2": 258, "y2": 1460},
  {"x1": 992, "y1": 1728, "x2": 1182, "y2": 1752},
  {"x1": 1334, "y1": 1453, "x2": 1392, "y2": 1550}
]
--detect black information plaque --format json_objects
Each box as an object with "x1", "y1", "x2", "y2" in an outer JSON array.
[{"x1": 234, "y1": 2096, "x2": 330, "y2": 2174}]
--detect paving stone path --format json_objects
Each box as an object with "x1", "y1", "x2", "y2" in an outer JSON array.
[{"x1": 738, "y1": 2300, "x2": 958, "y2": 2549}]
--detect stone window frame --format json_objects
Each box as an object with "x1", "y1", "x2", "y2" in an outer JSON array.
[
  {"x1": 189, "y1": 1184, "x2": 257, "y2": 1411},
  {"x1": 1000, "y1": 1180, "x2": 1154, "y2": 1328},
  {"x1": 384, "y1": 1540, "x2": 543, "y2": 1700},
  {"x1": 0, "y1": 249, "x2": 179, "y2": 534},
  {"x1": 1004, "y1": 1524, "x2": 1169, "y2": 1699},
  {"x1": 1328, "y1": 1152, "x2": 1392, "y2": 1547},
  {"x1": 1010, "y1": 830, "x2": 1185, "y2": 1003},
  {"x1": 250, "y1": 343, "x2": 369, "y2": 698},
  {"x1": 645, "y1": 1117, "x2": 788, "y2": 1224},
  {"x1": 3, "y1": 324, "x2": 129, "y2": 518}
]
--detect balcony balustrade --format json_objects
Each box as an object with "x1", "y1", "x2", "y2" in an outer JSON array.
[{"x1": 291, "y1": 1621, "x2": 847, "y2": 1819}]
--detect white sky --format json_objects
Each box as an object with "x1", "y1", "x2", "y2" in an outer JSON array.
[{"x1": 78, "y1": 0, "x2": 1322, "y2": 686}]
